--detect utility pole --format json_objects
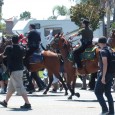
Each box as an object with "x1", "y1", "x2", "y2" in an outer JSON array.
[{"x1": 0, "y1": 0, "x2": 4, "y2": 20}]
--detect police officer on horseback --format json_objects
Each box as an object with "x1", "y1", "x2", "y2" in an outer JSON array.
[
  {"x1": 70, "y1": 19, "x2": 93, "y2": 69},
  {"x1": 24, "y1": 24, "x2": 41, "y2": 68}
]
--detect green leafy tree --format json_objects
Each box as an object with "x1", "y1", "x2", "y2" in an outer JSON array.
[
  {"x1": 0, "y1": 22, "x2": 5, "y2": 32},
  {"x1": 20, "y1": 11, "x2": 31, "y2": 20},
  {"x1": 48, "y1": 16, "x2": 57, "y2": 20},
  {"x1": 70, "y1": 0, "x2": 105, "y2": 31}
]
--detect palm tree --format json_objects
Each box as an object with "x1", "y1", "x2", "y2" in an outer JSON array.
[
  {"x1": 48, "y1": 5, "x2": 69, "y2": 20},
  {"x1": 52, "y1": 5, "x2": 69, "y2": 18}
]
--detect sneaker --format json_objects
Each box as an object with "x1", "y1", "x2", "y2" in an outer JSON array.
[
  {"x1": 80, "y1": 87, "x2": 87, "y2": 90},
  {"x1": 100, "y1": 111, "x2": 109, "y2": 115},
  {"x1": 20, "y1": 103, "x2": 31, "y2": 109},
  {"x1": 0, "y1": 100, "x2": 7, "y2": 107},
  {"x1": 0, "y1": 89, "x2": 5, "y2": 94}
]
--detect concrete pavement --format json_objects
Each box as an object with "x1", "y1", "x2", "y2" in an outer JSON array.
[{"x1": 0, "y1": 79, "x2": 115, "y2": 115}]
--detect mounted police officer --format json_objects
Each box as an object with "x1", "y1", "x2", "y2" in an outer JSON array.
[
  {"x1": 24, "y1": 24, "x2": 41, "y2": 68},
  {"x1": 70, "y1": 19, "x2": 93, "y2": 69}
]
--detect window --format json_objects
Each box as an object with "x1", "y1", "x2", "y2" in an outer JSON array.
[
  {"x1": 44, "y1": 27, "x2": 62, "y2": 37},
  {"x1": 34, "y1": 23, "x2": 40, "y2": 29}
]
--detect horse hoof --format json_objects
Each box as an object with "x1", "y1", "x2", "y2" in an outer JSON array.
[
  {"x1": 43, "y1": 91, "x2": 47, "y2": 94},
  {"x1": 75, "y1": 93, "x2": 80, "y2": 98},
  {"x1": 68, "y1": 96, "x2": 72, "y2": 100},
  {"x1": 64, "y1": 92, "x2": 68, "y2": 96}
]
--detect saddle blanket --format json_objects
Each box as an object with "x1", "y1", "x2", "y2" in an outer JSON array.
[
  {"x1": 68, "y1": 46, "x2": 97, "y2": 62},
  {"x1": 29, "y1": 52, "x2": 43, "y2": 63}
]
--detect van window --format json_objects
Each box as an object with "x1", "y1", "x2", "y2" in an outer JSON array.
[
  {"x1": 44, "y1": 27, "x2": 62, "y2": 37},
  {"x1": 35, "y1": 23, "x2": 40, "y2": 29}
]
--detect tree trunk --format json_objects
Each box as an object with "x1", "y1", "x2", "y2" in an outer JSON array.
[{"x1": 106, "y1": 1, "x2": 111, "y2": 37}]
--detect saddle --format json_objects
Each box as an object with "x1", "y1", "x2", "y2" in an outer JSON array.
[
  {"x1": 68, "y1": 45, "x2": 97, "y2": 62},
  {"x1": 29, "y1": 51, "x2": 44, "y2": 64},
  {"x1": 80, "y1": 45, "x2": 97, "y2": 61}
]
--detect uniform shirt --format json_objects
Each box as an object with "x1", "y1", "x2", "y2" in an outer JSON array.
[
  {"x1": 99, "y1": 46, "x2": 111, "y2": 73},
  {"x1": 27, "y1": 29, "x2": 41, "y2": 48},
  {"x1": 3, "y1": 44, "x2": 25, "y2": 72},
  {"x1": 78, "y1": 27, "x2": 93, "y2": 43}
]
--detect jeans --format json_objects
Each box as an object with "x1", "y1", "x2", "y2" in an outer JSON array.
[{"x1": 94, "y1": 72, "x2": 114, "y2": 114}]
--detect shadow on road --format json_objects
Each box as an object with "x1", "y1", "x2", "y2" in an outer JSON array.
[
  {"x1": 7, "y1": 108, "x2": 32, "y2": 111},
  {"x1": 27, "y1": 94, "x2": 66, "y2": 97},
  {"x1": 56, "y1": 99, "x2": 115, "y2": 103}
]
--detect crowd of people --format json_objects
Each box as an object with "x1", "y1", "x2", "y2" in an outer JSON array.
[{"x1": 0, "y1": 19, "x2": 114, "y2": 114}]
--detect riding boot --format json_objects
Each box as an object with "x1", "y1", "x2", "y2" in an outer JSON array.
[{"x1": 75, "y1": 57, "x2": 82, "y2": 69}]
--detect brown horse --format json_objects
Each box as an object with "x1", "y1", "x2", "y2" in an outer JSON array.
[
  {"x1": 50, "y1": 34, "x2": 100, "y2": 99},
  {"x1": 0, "y1": 37, "x2": 68, "y2": 95},
  {"x1": 29, "y1": 50, "x2": 68, "y2": 95}
]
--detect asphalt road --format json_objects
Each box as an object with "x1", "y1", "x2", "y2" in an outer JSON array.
[{"x1": 0, "y1": 80, "x2": 115, "y2": 115}]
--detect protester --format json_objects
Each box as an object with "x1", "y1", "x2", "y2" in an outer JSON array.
[
  {"x1": 94, "y1": 36, "x2": 114, "y2": 115},
  {"x1": 0, "y1": 63, "x2": 9, "y2": 94},
  {"x1": 0, "y1": 35, "x2": 31, "y2": 109}
]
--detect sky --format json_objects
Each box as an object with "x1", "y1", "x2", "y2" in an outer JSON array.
[{"x1": 2, "y1": 0, "x2": 76, "y2": 19}]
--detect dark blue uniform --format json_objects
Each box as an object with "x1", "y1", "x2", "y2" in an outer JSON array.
[{"x1": 24, "y1": 29, "x2": 41, "y2": 67}]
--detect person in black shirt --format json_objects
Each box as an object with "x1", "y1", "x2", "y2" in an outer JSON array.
[
  {"x1": 0, "y1": 35, "x2": 31, "y2": 109},
  {"x1": 70, "y1": 19, "x2": 93, "y2": 69},
  {"x1": 24, "y1": 24, "x2": 41, "y2": 68},
  {"x1": 94, "y1": 36, "x2": 114, "y2": 115}
]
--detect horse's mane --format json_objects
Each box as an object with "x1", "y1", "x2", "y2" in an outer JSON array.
[{"x1": 54, "y1": 33, "x2": 72, "y2": 51}]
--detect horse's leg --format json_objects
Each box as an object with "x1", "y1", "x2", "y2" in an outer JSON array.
[
  {"x1": 72, "y1": 77, "x2": 80, "y2": 98},
  {"x1": 67, "y1": 82, "x2": 73, "y2": 99},
  {"x1": 55, "y1": 73, "x2": 68, "y2": 95},
  {"x1": 67, "y1": 74, "x2": 80, "y2": 99},
  {"x1": 43, "y1": 72, "x2": 53, "y2": 94}
]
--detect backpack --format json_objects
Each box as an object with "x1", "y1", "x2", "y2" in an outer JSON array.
[{"x1": 105, "y1": 48, "x2": 115, "y2": 73}]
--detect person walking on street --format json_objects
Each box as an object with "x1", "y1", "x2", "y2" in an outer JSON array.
[
  {"x1": 0, "y1": 35, "x2": 31, "y2": 109},
  {"x1": 94, "y1": 36, "x2": 114, "y2": 115}
]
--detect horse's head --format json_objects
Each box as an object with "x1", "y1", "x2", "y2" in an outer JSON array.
[{"x1": 50, "y1": 33, "x2": 71, "y2": 52}]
